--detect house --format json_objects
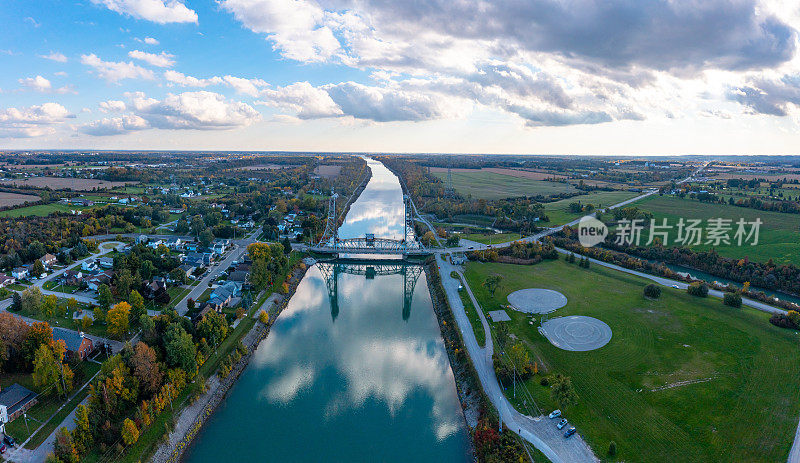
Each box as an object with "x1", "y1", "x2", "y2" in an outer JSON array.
[
  {"x1": 185, "y1": 242, "x2": 199, "y2": 252},
  {"x1": 228, "y1": 270, "x2": 249, "y2": 283},
  {"x1": 81, "y1": 260, "x2": 98, "y2": 272},
  {"x1": 0, "y1": 383, "x2": 39, "y2": 422},
  {"x1": 185, "y1": 252, "x2": 211, "y2": 267},
  {"x1": 136, "y1": 235, "x2": 148, "y2": 244},
  {"x1": 40, "y1": 253, "x2": 57, "y2": 268},
  {"x1": 11, "y1": 267, "x2": 28, "y2": 279},
  {"x1": 165, "y1": 237, "x2": 182, "y2": 249},
  {"x1": 147, "y1": 239, "x2": 164, "y2": 249},
  {"x1": 52, "y1": 327, "x2": 94, "y2": 360},
  {"x1": 86, "y1": 271, "x2": 112, "y2": 291},
  {"x1": 207, "y1": 281, "x2": 241, "y2": 310},
  {"x1": 212, "y1": 243, "x2": 226, "y2": 255},
  {"x1": 97, "y1": 257, "x2": 114, "y2": 269},
  {"x1": 0, "y1": 274, "x2": 15, "y2": 287},
  {"x1": 61, "y1": 269, "x2": 84, "y2": 287},
  {"x1": 178, "y1": 264, "x2": 196, "y2": 278},
  {"x1": 145, "y1": 278, "x2": 167, "y2": 299}
]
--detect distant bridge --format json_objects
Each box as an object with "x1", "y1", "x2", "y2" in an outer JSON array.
[
  {"x1": 317, "y1": 261, "x2": 424, "y2": 321},
  {"x1": 306, "y1": 189, "x2": 430, "y2": 256}
]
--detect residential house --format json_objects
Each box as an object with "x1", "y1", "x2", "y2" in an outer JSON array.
[
  {"x1": 61, "y1": 269, "x2": 84, "y2": 287},
  {"x1": 206, "y1": 281, "x2": 241, "y2": 311},
  {"x1": 178, "y1": 264, "x2": 196, "y2": 279},
  {"x1": 81, "y1": 260, "x2": 98, "y2": 272},
  {"x1": 11, "y1": 267, "x2": 28, "y2": 279},
  {"x1": 40, "y1": 253, "x2": 57, "y2": 268},
  {"x1": 52, "y1": 327, "x2": 94, "y2": 360},
  {"x1": 185, "y1": 242, "x2": 199, "y2": 252},
  {"x1": 228, "y1": 270, "x2": 248, "y2": 283},
  {"x1": 97, "y1": 257, "x2": 114, "y2": 269},
  {"x1": 0, "y1": 274, "x2": 15, "y2": 287},
  {"x1": 145, "y1": 278, "x2": 167, "y2": 299},
  {"x1": 165, "y1": 237, "x2": 182, "y2": 249},
  {"x1": 86, "y1": 270, "x2": 112, "y2": 291},
  {"x1": 0, "y1": 384, "x2": 38, "y2": 422}
]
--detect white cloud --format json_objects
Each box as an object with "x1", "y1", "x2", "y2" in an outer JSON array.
[
  {"x1": 0, "y1": 103, "x2": 72, "y2": 138},
  {"x1": 19, "y1": 76, "x2": 52, "y2": 92},
  {"x1": 144, "y1": 37, "x2": 159, "y2": 45},
  {"x1": 80, "y1": 91, "x2": 262, "y2": 135},
  {"x1": 163, "y1": 71, "x2": 268, "y2": 96},
  {"x1": 221, "y1": 75, "x2": 268, "y2": 97},
  {"x1": 39, "y1": 51, "x2": 67, "y2": 63},
  {"x1": 90, "y1": 0, "x2": 197, "y2": 24},
  {"x1": 164, "y1": 70, "x2": 223, "y2": 87},
  {"x1": 257, "y1": 81, "x2": 342, "y2": 118},
  {"x1": 219, "y1": 0, "x2": 342, "y2": 62},
  {"x1": 98, "y1": 100, "x2": 127, "y2": 112},
  {"x1": 80, "y1": 53, "x2": 155, "y2": 82},
  {"x1": 128, "y1": 49, "x2": 175, "y2": 67}
]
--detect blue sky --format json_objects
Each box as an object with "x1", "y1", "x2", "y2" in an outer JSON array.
[{"x1": 1, "y1": 0, "x2": 800, "y2": 155}]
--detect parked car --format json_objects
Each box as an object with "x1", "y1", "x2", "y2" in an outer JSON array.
[
  {"x1": 0, "y1": 443, "x2": 6, "y2": 454},
  {"x1": 671, "y1": 284, "x2": 680, "y2": 289},
  {"x1": 3, "y1": 434, "x2": 15, "y2": 447},
  {"x1": 548, "y1": 409, "x2": 561, "y2": 419},
  {"x1": 564, "y1": 427, "x2": 576, "y2": 438},
  {"x1": 468, "y1": 246, "x2": 474, "y2": 250},
  {"x1": 557, "y1": 418, "x2": 568, "y2": 430}
]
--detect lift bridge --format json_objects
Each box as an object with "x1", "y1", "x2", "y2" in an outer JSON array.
[
  {"x1": 307, "y1": 189, "x2": 430, "y2": 256},
  {"x1": 317, "y1": 260, "x2": 424, "y2": 321}
]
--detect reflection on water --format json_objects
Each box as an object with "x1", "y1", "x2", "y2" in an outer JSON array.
[
  {"x1": 338, "y1": 158, "x2": 405, "y2": 240},
  {"x1": 184, "y1": 159, "x2": 470, "y2": 462}
]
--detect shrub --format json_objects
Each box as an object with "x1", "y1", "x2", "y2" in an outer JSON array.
[
  {"x1": 687, "y1": 282, "x2": 709, "y2": 297},
  {"x1": 723, "y1": 292, "x2": 742, "y2": 308},
  {"x1": 643, "y1": 284, "x2": 661, "y2": 299},
  {"x1": 540, "y1": 376, "x2": 550, "y2": 386},
  {"x1": 609, "y1": 441, "x2": 617, "y2": 456}
]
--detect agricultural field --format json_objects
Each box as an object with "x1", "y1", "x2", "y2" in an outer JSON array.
[
  {"x1": 431, "y1": 169, "x2": 576, "y2": 199},
  {"x1": 464, "y1": 259, "x2": 800, "y2": 463},
  {"x1": 543, "y1": 190, "x2": 639, "y2": 225},
  {"x1": 0, "y1": 191, "x2": 40, "y2": 207},
  {"x1": 0, "y1": 177, "x2": 135, "y2": 191},
  {"x1": 430, "y1": 167, "x2": 568, "y2": 181},
  {"x1": 237, "y1": 164, "x2": 299, "y2": 170},
  {"x1": 0, "y1": 202, "x2": 96, "y2": 217},
  {"x1": 634, "y1": 195, "x2": 800, "y2": 265},
  {"x1": 313, "y1": 164, "x2": 343, "y2": 179}
]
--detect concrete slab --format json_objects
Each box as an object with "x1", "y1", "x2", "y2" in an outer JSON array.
[
  {"x1": 508, "y1": 288, "x2": 567, "y2": 314},
  {"x1": 488, "y1": 310, "x2": 511, "y2": 322},
  {"x1": 540, "y1": 316, "x2": 612, "y2": 352}
]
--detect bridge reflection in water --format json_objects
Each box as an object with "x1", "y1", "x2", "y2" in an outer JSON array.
[{"x1": 317, "y1": 260, "x2": 424, "y2": 321}]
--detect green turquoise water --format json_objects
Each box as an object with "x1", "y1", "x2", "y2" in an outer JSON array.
[{"x1": 184, "y1": 159, "x2": 470, "y2": 462}]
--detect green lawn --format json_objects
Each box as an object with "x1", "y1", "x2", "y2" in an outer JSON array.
[
  {"x1": 464, "y1": 258, "x2": 800, "y2": 462},
  {"x1": 544, "y1": 190, "x2": 639, "y2": 225},
  {"x1": 0, "y1": 203, "x2": 97, "y2": 218},
  {"x1": 432, "y1": 170, "x2": 576, "y2": 200},
  {"x1": 635, "y1": 195, "x2": 800, "y2": 265},
  {"x1": 459, "y1": 232, "x2": 521, "y2": 245},
  {"x1": 451, "y1": 271, "x2": 485, "y2": 347}
]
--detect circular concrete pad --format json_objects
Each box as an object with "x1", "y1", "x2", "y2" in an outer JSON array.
[
  {"x1": 540, "y1": 316, "x2": 612, "y2": 352},
  {"x1": 507, "y1": 288, "x2": 567, "y2": 314}
]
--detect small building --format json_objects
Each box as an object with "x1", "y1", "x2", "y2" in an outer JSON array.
[
  {"x1": 97, "y1": 257, "x2": 114, "y2": 269},
  {"x1": 61, "y1": 269, "x2": 84, "y2": 287},
  {"x1": 0, "y1": 383, "x2": 39, "y2": 422},
  {"x1": 228, "y1": 270, "x2": 249, "y2": 283},
  {"x1": 52, "y1": 327, "x2": 94, "y2": 360},
  {"x1": 40, "y1": 253, "x2": 57, "y2": 268},
  {"x1": 178, "y1": 264, "x2": 196, "y2": 278},
  {"x1": 11, "y1": 267, "x2": 28, "y2": 279},
  {"x1": 81, "y1": 260, "x2": 98, "y2": 272},
  {"x1": 0, "y1": 274, "x2": 15, "y2": 287}
]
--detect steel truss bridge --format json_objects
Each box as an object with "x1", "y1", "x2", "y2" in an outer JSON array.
[
  {"x1": 317, "y1": 260, "x2": 424, "y2": 321},
  {"x1": 307, "y1": 189, "x2": 430, "y2": 256}
]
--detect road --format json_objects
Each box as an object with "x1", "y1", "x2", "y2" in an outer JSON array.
[{"x1": 172, "y1": 227, "x2": 262, "y2": 316}]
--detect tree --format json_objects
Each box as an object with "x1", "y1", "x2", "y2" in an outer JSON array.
[
  {"x1": 482, "y1": 274, "x2": 503, "y2": 297},
  {"x1": 54, "y1": 428, "x2": 79, "y2": 463},
  {"x1": 129, "y1": 290, "x2": 146, "y2": 323},
  {"x1": 66, "y1": 297, "x2": 78, "y2": 316},
  {"x1": 33, "y1": 343, "x2": 60, "y2": 392},
  {"x1": 199, "y1": 229, "x2": 214, "y2": 249},
  {"x1": 259, "y1": 310, "x2": 269, "y2": 324},
  {"x1": 121, "y1": 418, "x2": 140, "y2": 446},
  {"x1": 107, "y1": 301, "x2": 131, "y2": 338},
  {"x1": 71, "y1": 405, "x2": 93, "y2": 456},
  {"x1": 97, "y1": 284, "x2": 113, "y2": 310},
  {"x1": 140, "y1": 260, "x2": 155, "y2": 281},
  {"x1": 115, "y1": 269, "x2": 135, "y2": 300},
  {"x1": 31, "y1": 259, "x2": 45, "y2": 278},
  {"x1": 609, "y1": 441, "x2": 617, "y2": 457},
  {"x1": 282, "y1": 236, "x2": 292, "y2": 254},
  {"x1": 687, "y1": 282, "x2": 709, "y2": 297},
  {"x1": 164, "y1": 323, "x2": 197, "y2": 373},
  {"x1": 42, "y1": 294, "x2": 58, "y2": 318},
  {"x1": 551, "y1": 374, "x2": 578, "y2": 408},
  {"x1": 21, "y1": 286, "x2": 43, "y2": 315},
  {"x1": 11, "y1": 291, "x2": 22, "y2": 311},
  {"x1": 187, "y1": 298, "x2": 195, "y2": 312},
  {"x1": 81, "y1": 316, "x2": 92, "y2": 331},
  {"x1": 22, "y1": 321, "x2": 53, "y2": 367},
  {"x1": 422, "y1": 230, "x2": 436, "y2": 247},
  {"x1": 197, "y1": 311, "x2": 228, "y2": 347},
  {"x1": 643, "y1": 284, "x2": 661, "y2": 299},
  {"x1": 170, "y1": 268, "x2": 187, "y2": 285},
  {"x1": 130, "y1": 342, "x2": 163, "y2": 395},
  {"x1": 724, "y1": 292, "x2": 742, "y2": 308}
]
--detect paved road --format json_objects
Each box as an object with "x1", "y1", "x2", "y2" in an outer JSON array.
[{"x1": 436, "y1": 254, "x2": 598, "y2": 463}]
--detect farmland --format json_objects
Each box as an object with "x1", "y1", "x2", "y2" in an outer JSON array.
[
  {"x1": 0, "y1": 191, "x2": 40, "y2": 207},
  {"x1": 431, "y1": 169, "x2": 576, "y2": 199},
  {"x1": 464, "y1": 258, "x2": 800, "y2": 462},
  {"x1": 634, "y1": 195, "x2": 800, "y2": 265},
  {"x1": 0, "y1": 177, "x2": 136, "y2": 191},
  {"x1": 0, "y1": 202, "x2": 97, "y2": 217},
  {"x1": 543, "y1": 190, "x2": 638, "y2": 225}
]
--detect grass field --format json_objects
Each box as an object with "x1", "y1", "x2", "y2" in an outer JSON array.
[
  {"x1": 544, "y1": 190, "x2": 639, "y2": 225},
  {"x1": 635, "y1": 195, "x2": 800, "y2": 265},
  {"x1": 0, "y1": 177, "x2": 134, "y2": 191},
  {"x1": 464, "y1": 259, "x2": 800, "y2": 462},
  {"x1": 431, "y1": 170, "x2": 576, "y2": 200},
  {"x1": 0, "y1": 202, "x2": 96, "y2": 217},
  {"x1": 460, "y1": 232, "x2": 521, "y2": 245}
]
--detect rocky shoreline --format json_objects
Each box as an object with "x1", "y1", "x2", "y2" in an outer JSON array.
[{"x1": 152, "y1": 262, "x2": 310, "y2": 463}]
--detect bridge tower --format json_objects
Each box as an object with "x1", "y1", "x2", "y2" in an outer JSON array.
[
  {"x1": 445, "y1": 157, "x2": 455, "y2": 198},
  {"x1": 403, "y1": 194, "x2": 418, "y2": 249},
  {"x1": 318, "y1": 188, "x2": 339, "y2": 248}
]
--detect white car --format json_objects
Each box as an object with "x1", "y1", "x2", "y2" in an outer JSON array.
[
  {"x1": 548, "y1": 409, "x2": 561, "y2": 419},
  {"x1": 671, "y1": 284, "x2": 680, "y2": 289},
  {"x1": 557, "y1": 418, "x2": 568, "y2": 430}
]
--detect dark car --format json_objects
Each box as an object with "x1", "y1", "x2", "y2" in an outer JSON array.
[
  {"x1": 4, "y1": 434, "x2": 15, "y2": 447},
  {"x1": 564, "y1": 427, "x2": 576, "y2": 438}
]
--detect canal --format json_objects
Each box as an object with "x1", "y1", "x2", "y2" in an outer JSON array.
[{"x1": 184, "y1": 158, "x2": 471, "y2": 462}]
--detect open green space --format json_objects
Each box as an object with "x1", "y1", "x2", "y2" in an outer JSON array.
[
  {"x1": 0, "y1": 203, "x2": 97, "y2": 218},
  {"x1": 451, "y1": 271, "x2": 485, "y2": 347},
  {"x1": 464, "y1": 258, "x2": 800, "y2": 462},
  {"x1": 636, "y1": 195, "x2": 800, "y2": 265},
  {"x1": 432, "y1": 170, "x2": 576, "y2": 200},
  {"x1": 459, "y1": 232, "x2": 521, "y2": 245},
  {"x1": 543, "y1": 190, "x2": 639, "y2": 225}
]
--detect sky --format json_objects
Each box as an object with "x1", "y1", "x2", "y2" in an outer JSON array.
[{"x1": 1, "y1": 0, "x2": 800, "y2": 155}]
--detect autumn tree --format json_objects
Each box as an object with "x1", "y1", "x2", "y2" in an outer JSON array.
[
  {"x1": 551, "y1": 374, "x2": 578, "y2": 408},
  {"x1": 22, "y1": 321, "x2": 53, "y2": 367},
  {"x1": 129, "y1": 290, "x2": 146, "y2": 323},
  {"x1": 20, "y1": 286, "x2": 44, "y2": 315},
  {"x1": 31, "y1": 259, "x2": 45, "y2": 278},
  {"x1": 107, "y1": 301, "x2": 131, "y2": 338},
  {"x1": 197, "y1": 311, "x2": 227, "y2": 347},
  {"x1": 71, "y1": 404, "x2": 93, "y2": 455},
  {"x1": 482, "y1": 274, "x2": 503, "y2": 297},
  {"x1": 121, "y1": 418, "x2": 140, "y2": 446},
  {"x1": 130, "y1": 342, "x2": 163, "y2": 395},
  {"x1": 33, "y1": 342, "x2": 73, "y2": 395},
  {"x1": 42, "y1": 294, "x2": 58, "y2": 318},
  {"x1": 164, "y1": 323, "x2": 197, "y2": 373},
  {"x1": 53, "y1": 427, "x2": 79, "y2": 463}
]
